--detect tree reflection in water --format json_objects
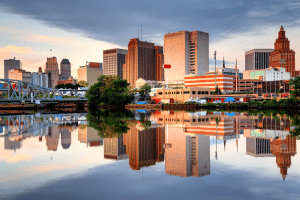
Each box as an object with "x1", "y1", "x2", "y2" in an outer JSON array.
[{"x1": 86, "y1": 109, "x2": 134, "y2": 138}]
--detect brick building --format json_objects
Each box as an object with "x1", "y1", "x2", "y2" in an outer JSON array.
[
  {"x1": 123, "y1": 38, "x2": 164, "y2": 88},
  {"x1": 269, "y1": 26, "x2": 295, "y2": 77}
]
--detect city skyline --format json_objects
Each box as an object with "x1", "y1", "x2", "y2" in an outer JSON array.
[{"x1": 1, "y1": 1, "x2": 300, "y2": 79}]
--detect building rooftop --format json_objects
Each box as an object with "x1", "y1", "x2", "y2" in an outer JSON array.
[{"x1": 61, "y1": 59, "x2": 70, "y2": 64}]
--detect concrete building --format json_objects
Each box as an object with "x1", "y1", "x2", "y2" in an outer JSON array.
[
  {"x1": 103, "y1": 48, "x2": 127, "y2": 78},
  {"x1": 269, "y1": 26, "x2": 296, "y2": 77},
  {"x1": 77, "y1": 62, "x2": 103, "y2": 86},
  {"x1": 184, "y1": 74, "x2": 235, "y2": 94},
  {"x1": 103, "y1": 135, "x2": 128, "y2": 160},
  {"x1": 245, "y1": 49, "x2": 274, "y2": 70},
  {"x1": 60, "y1": 59, "x2": 71, "y2": 80},
  {"x1": 164, "y1": 31, "x2": 209, "y2": 81},
  {"x1": 4, "y1": 57, "x2": 21, "y2": 79},
  {"x1": 153, "y1": 87, "x2": 210, "y2": 103},
  {"x1": 243, "y1": 67, "x2": 290, "y2": 81},
  {"x1": 31, "y1": 72, "x2": 50, "y2": 88},
  {"x1": 135, "y1": 78, "x2": 164, "y2": 89},
  {"x1": 8, "y1": 69, "x2": 31, "y2": 83},
  {"x1": 45, "y1": 57, "x2": 59, "y2": 88},
  {"x1": 246, "y1": 137, "x2": 273, "y2": 157},
  {"x1": 123, "y1": 38, "x2": 164, "y2": 88},
  {"x1": 60, "y1": 127, "x2": 72, "y2": 149},
  {"x1": 46, "y1": 126, "x2": 60, "y2": 151}
]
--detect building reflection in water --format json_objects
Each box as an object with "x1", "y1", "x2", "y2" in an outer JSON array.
[
  {"x1": 78, "y1": 125, "x2": 103, "y2": 147},
  {"x1": 104, "y1": 135, "x2": 128, "y2": 160},
  {"x1": 123, "y1": 124, "x2": 165, "y2": 170}
]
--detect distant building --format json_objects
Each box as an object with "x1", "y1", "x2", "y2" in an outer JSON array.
[
  {"x1": 123, "y1": 38, "x2": 164, "y2": 88},
  {"x1": 243, "y1": 67, "x2": 290, "y2": 81},
  {"x1": 45, "y1": 57, "x2": 59, "y2": 88},
  {"x1": 153, "y1": 87, "x2": 211, "y2": 103},
  {"x1": 245, "y1": 49, "x2": 274, "y2": 70},
  {"x1": 8, "y1": 69, "x2": 31, "y2": 83},
  {"x1": 60, "y1": 59, "x2": 71, "y2": 80},
  {"x1": 103, "y1": 48, "x2": 127, "y2": 78},
  {"x1": 77, "y1": 62, "x2": 103, "y2": 86},
  {"x1": 31, "y1": 72, "x2": 50, "y2": 88},
  {"x1": 46, "y1": 126, "x2": 60, "y2": 151},
  {"x1": 135, "y1": 78, "x2": 164, "y2": 89},
  {"x1": 164, "y1": 31, "x2": 209, "y2": 81},
  {"x1": 4, "y1": 57, "x2": 21, "y2": 79},
  {"x1": 269, "y1": 26, "x2": 296, "y2": 77},
  {"x1": 78, "y1": 125, "x2": 103, "y2": 147},
  {"x1": 60, "y1": 127, "x2": 71, "y2": 149},
  {"x1": 4, "y1": 137, "x2": 21, "y2": 151}
]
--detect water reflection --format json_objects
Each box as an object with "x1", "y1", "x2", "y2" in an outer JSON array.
[{"x1": 1, "y1": 110, "x2": 300, "y2": 197}]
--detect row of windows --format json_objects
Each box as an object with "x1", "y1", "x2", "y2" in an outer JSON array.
[
  {"x1": 159, "y1": 118, "x2": 209, "y2": 122},
  {"x1": 158, "y1": 91, "x2": 209, "y2": 95}
]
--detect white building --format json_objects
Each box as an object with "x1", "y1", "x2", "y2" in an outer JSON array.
[
  {"x1": 164, "y1": 31, "x2": 209, "y2": 81},
  {"x1": 31, "y1": 72, "x2": 49, "y2": 88},
  {"x1": 245, "y1": 49, "x2": 274, "y2": 70},
  {"x1": 243, "y1": 67, "x2": 290, "y2": 81}
]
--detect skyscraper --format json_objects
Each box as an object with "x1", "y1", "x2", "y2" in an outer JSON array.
[
  {"x1": 123, "y1": 38, "x2": 164, "y2": 88},
  {"x1": 60, "y1": 59, "x2": 71, "y2": 80},
  {"x1": 164, "y1": 31, "x2": 209, "y2": 81},
  {"x1": 103, "y1": 48, "x2": 128, "y2": 78},
  {"x1": 269, "y1": 26, "x2": 296, "y2": 77},
  {"x1": 45, "y1": 57, "x2": 59, "y2": 88},
  {"x1": 4, "y1": 57, "x2": 21, "y2": 79},
  {"x1": 245, "y1": 49, "x2": 274, "y2": 70}
]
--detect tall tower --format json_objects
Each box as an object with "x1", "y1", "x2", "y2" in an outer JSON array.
[
  {"x1": 4, "y1": 57, "x2": 21, "y2": 79},
  {"x1": 103, "y1": 48, "x2": 128, "y2": 78},
  {"x1": 60, "y1": 59, "x2": 71, "y2": 80},
  {"x1": 45, "y1": 57, "x2": 59, "y2": 88},
  {"x1": 123, "y1": 38, "x2": 164, "y2": 88},
  {"x1": 269, "y1": 26, "x2": 295, "y2": 77},
  {"x1": 164, "y1": 31, "x2": 209, "y2": 81}
]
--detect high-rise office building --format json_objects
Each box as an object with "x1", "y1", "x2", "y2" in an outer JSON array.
[
  {"x1": 60, "y1": 59, "x2": 71, "y2": 80},
  {"x1": 4, "y1": 57, "x2": 21, "y2": 79},
  {"x1": 269, "y1": 26, "x2": 296, "y2": 77},
  {"x1": 164, "y1": 31, "x2": 209, "y2": 81},
  {"x1": 245, "y1": 49, "x2": 274, "y2": 70},
  {"x1": 45, "y1": 57, "x2": 59, "y2": 88},
  {"x1": 60, "y1": 127, "x2": 71, "y2": 149},
  {"x1": 246, "y1": 137, "x2": 274, "y2": 157},
  {"x1": 123, "y1": 38, "x2": 164, "y2": 88},
  {"x1": 103, "y1": 48, "x2": 128, "y2": 78}
]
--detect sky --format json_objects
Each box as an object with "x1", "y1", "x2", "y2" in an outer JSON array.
[{"x1": 0, "y1": 0, "x2": 300, "y2": 79}]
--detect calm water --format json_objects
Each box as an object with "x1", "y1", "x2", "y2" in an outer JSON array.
[{"x1": 1, "y1": 111, "x2": 300, "y2": 200}]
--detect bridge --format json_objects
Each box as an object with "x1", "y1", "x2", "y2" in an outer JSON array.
[
  {"x1": 0, "y1": 113, "x2": 87, "y2": 137},
  {"x1": 0, "y1": 79, "x2": 88, "y2": 103}
]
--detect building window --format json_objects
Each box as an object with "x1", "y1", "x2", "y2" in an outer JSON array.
[
  {"x1": 205, "y1": 91, "x2": 208, "y2": 94},
  {"x1": 165, "y1": 92, "x2": 167, "y2": 94},
  {"x1": 184, "y1": 91, "x2": 189, "y2": 94},
  {"x1": 177, "y1": 92, "x2": 180, "y2": 94},
  {"x1": 192, "y1": 91, "x2": 196, "y2": 94},
  {"x1": 158, "y1": 92, "x2": 162, "y2": 95}
]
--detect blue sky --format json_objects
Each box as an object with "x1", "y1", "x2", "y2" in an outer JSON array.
[{"x1": 0, "y1": 0, "x2": 300, "y2": 78}]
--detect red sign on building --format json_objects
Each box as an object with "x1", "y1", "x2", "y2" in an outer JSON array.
[
  {"x1": 164, "y1": 64, "x2": 171, "y2": 68},
  {"x1": 89, "y1": 62, "x2": 100, "y2": 68}
]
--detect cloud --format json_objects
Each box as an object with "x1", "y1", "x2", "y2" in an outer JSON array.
[
  {"x1": 0, "y1": 45, "x2": 32, "y2": 54},
  {"x1": 1, "y1": 0, "x2": 300, "y2": 46}
]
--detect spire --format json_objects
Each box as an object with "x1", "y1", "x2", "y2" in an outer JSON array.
[{"x1": 222, "y1": 57, "x2": 225, "y2": 69}]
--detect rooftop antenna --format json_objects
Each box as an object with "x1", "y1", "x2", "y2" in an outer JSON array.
[
  {"x1": 50, "y1": 49, "x2": 52, "y2": 57},
  {"x1": 138, "y1": 29, "x2": 139, "y2": 39},
  {"x1": 141, "y1": 24, "x2": 142, "y2": 41}
]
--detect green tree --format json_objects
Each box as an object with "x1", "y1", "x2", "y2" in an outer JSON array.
[
  {"x1": 78, "y1": 80, "x2": 89, "y2": 87},
  {"x1": 289, "y1": 76, "x2": 300, "y2": 100},
  {"x1": 55, "y1": 84, "x2": 65, "y2": 89},
  {"x1": 214, "y1": 86, "x2": 221, "y2": 95},
  {"x1": 139, "y1": 84, "x2": 151, "y2": 101},
  {"x1": 85, "y1": 75, "x2": 134, "y2": 107},
  {"x1": 86, "y1": 109, "x2": 133, "y2": 138}
]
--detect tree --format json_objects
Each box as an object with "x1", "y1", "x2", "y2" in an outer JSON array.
[
  {"x1": 78, "y1": 80, "x2": 89, "y2": 87},
  {"x1": 214, "y1": 86, "x2": 221, "y2": 95},
  {"x1": 139, "y1": 84, "x2": 151, "y2": 101},
  {"x1": 289, "y1": 76, "x2": 300, "y2": 100},
  {"x1": 55, "y1": 84, "x2": 65, "y2": 89},
  {"x1": 85, "y1": 75, "x2": 134, "y2": 107}
]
